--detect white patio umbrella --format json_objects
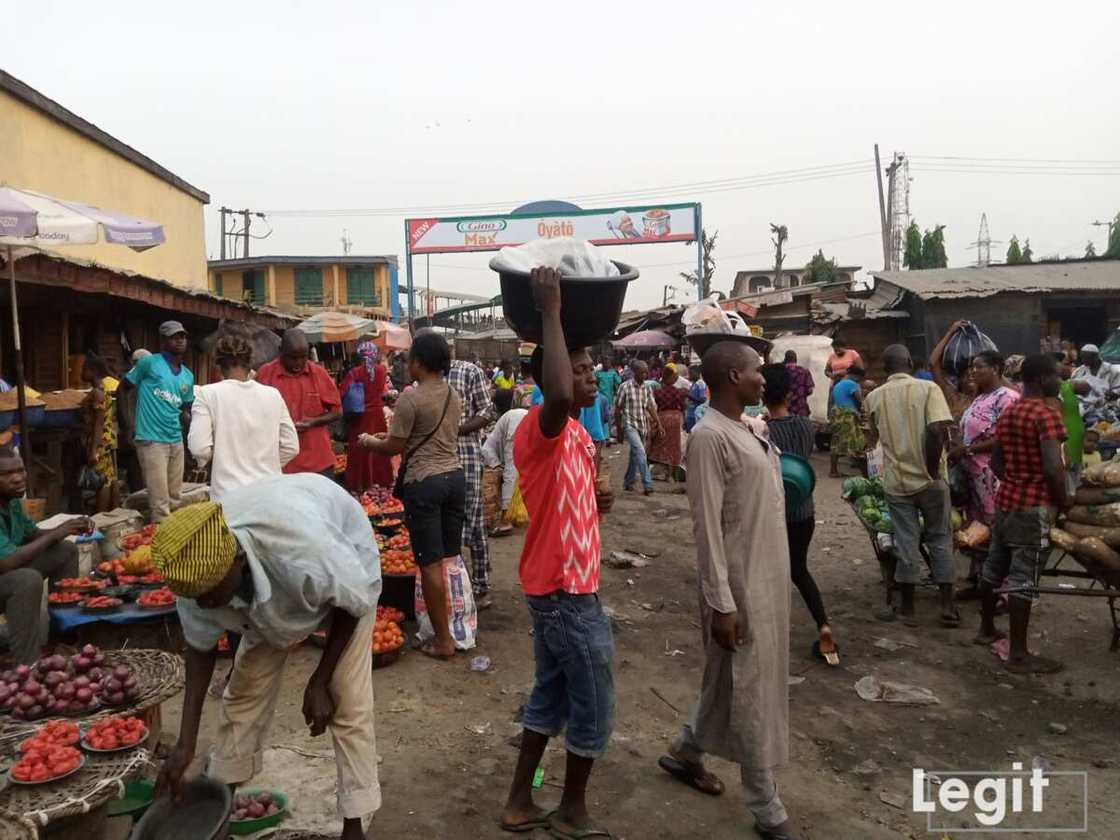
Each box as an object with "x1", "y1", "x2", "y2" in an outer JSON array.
[{"x1": 0, "y1": 185, "x2": 165, "y2": 449}]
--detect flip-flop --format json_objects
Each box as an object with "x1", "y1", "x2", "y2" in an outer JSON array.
[
  {"x1": 811, "y1": 639, "x2": 841, "y2": 666},
  {"x1": 755, "y1": 826, "x2": 802, "y2": 840},
  {"x1": 549, "y1": 827, "x2": 612, "y2": 840},
  {"x1": 501, "y1": 809, "x2": 556, "y2": 833},
  {"x1": 972, "y1": 630, "x2": 1006, "y2": 646},
  {"x1": 657, "y1": 755, "x2": 725, "y2": 796},
  {"x1": 1005, "y1": 654, "x2": 1064, "y2": 675},
  {"x1": 418, "y1": 643, "x2": 455, "y2": 661},
  {"x1": 939, "y1": 610, "x2": 962, "y2": 628}
]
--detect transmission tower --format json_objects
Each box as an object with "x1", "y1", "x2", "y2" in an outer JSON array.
[
  {"x1": 968, "y1": 213, "x2": 1002, "y2": 266},
  {"x1": 885, "y1": 152, "x2": 910, "y2": 271}
]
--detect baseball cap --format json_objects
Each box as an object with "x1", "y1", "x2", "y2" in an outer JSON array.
[
  {"x1": 160, "y1": 320, "x2": 188, "y2": 337},
  {"x1": 1081, "y1": 343, "x2": 1100, "y2": 354}
]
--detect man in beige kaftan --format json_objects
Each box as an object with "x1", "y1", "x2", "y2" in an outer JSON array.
[{"x1": 658, "y1": 341, "x2": 797, "y2": 840}]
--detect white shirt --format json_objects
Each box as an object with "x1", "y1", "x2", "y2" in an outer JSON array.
[
  {"x1": 482, "y1": 408, "x2": 528, "y2": 509},
  {"x1": 1072, "y1": 362, "x2": 1120, "y2": 411},
  {"x1": 176, "y1": 473, "x2": 381, "y2": 650},
  {"x1": 187, "y1": 379, "x2": 299, "y2": 501}
]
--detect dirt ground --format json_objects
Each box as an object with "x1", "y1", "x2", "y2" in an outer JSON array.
[{"x1": 160, "y1": 446, "x2": 1120, "y2": 839}]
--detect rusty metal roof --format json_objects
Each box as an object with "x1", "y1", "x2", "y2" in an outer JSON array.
[{"x1": 872, "y1": 259, "x2": 1120, "y2": 301}]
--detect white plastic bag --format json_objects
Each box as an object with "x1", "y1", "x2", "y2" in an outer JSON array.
[
  {"x1": 491, "y1": 237, "x2": 619, "y2": 278},
  {"x1": 413, "y1": 556, "x2": 477, "y2": 651}
]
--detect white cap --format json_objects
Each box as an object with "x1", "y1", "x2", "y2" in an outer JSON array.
[{"x1": 1081, "y1": 344, "x2": 1100, "y2": 354}]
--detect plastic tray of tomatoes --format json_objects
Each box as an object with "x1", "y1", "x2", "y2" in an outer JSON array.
[
  {"x1": 371, "y1": 618, "x2": 405, "y2": 669},
  {"x1": 82, "y1": 716, "x2": 148, "y2": 752},
  {"x1": 136, "y1": 587, "x2": 175, "y2": 609},
  {"x1": 55, "y1": 577, "x2": 105, "y2": 593},
  {"x1": 20, "y1": 720, "x2": 80, "y2": 753},
  {"x1": 376, "y1": 605, "x2": 405, "y2": 624},
  {"x1": 81, "y1": 596, "x2": 123, "y2": 614},
  {"x1": 9, "y1": 744, "x2": 84, "y2": 784},
  {"x1": 380, "y1": 549, "x2": 416, "y2": 576}
]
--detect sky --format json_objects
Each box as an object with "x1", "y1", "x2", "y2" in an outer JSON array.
[{"x1": 3, "y1": 0, "x2": 1119, "y2": 312}]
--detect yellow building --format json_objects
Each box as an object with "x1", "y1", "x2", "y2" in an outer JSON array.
[
  {"x1": 208, "y1": 256, "x2": 400, "y2": 321},
  {"x1": 0, "y1": 70, "x2": 209, "y2": 288}
]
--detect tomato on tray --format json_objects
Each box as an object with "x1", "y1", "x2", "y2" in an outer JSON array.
[
  {"x1": 20, "y1": 720, "x2": 80, "y2": 753},
  {"x1": 9, "y1": 745, "x2": 83, "y2": 784},
  {"x1": 137, "y1": 587, "x2": 175, "y2": 609},
  {"x1": 48, "y1": 591, "x2": 83, "y2": 606},
  {"x1": 56, "y1": 577, "x2": 104, "y2": 592},
  {"x1": 82, "y1": 716, "x2": 147, "y2": 752},
  {"x1": 81, "y1": 596, "x2": 123, "y2": 612}
]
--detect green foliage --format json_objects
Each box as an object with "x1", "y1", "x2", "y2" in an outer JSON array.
[
  {"x1": 1021, "y1": 238, "x2": 1034, "y2": 263},
  {"x1": 804, "y1": 249, "x2": 840, "y2": 284},
  {"x1": 921, "y1": 225, "x2": 948, "y2": 269},
  {"x1": 903, "y1": 223, "x2": 923, "y2": 269},
  {"x1": 1085, "y1": 241, "x2": 1097, "y2": 258},
  {"x1": 679, "y1": 228, "x2": 718, "y2": 298},
  {"x1": 1006, "y1": 235, "x2": 1023, "y2": 265},
  {"x1": 1106, "y1": 213, "x2": 1120, "y2": 259}
]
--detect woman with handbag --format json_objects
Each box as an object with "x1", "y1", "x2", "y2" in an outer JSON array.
[
  {"x1": 360, "y1": 330, "x2": 464, "y2": 660},
  {"x1": 340, "y1": 341, "x2": 394, "y2": 491}
]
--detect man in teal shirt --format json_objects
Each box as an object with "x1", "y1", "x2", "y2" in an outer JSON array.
[
  {"x1": 0, "y1": 450, "x2": 89, "y2": 663},
  {"x1": 120, "y1": 321, "x2": 194, "y2": 522}
]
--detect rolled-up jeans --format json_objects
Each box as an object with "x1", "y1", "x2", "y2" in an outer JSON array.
[
  {"x1": 135, "y1": 440, "x2": 184, "y2": 522},
  {"x1": 886, "y1": 479, "x2": 956, "y2": 585},
  {"x1": 623, "y1": 424, "x2": 653, "y2": 490}
]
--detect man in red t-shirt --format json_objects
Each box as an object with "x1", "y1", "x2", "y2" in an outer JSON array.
[
  {"x1": 256, "y1": 330, "x2": 341, "y2": 476},
  {"x1": 501, "y1": 268, "x2": 615, "y2": 838},
  {"x1": 977, "y1": 354, "x2": 1070, "y2": 674}
]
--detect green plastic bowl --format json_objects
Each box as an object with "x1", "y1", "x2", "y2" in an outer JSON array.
[
  {"x1": 229, "y1": 789, "x2": 289, "y2": 835},
  {"x1": 780, "y1": 453, "x2": 816, "y2": 515},
  {"x1": 107, "y1": 778, "x2": 155, "y2": 818}
]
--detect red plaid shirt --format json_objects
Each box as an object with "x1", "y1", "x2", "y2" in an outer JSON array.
[{"x1": 994, "y1": 398, "x2": 1065, "y2": 511}]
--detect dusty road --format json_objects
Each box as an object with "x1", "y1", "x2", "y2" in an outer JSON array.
[{"x1": 161, "y1": 446, "x2": 1120, "y2": 839}]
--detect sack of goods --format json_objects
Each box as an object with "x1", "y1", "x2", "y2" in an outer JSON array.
[
  {"x1": 490, "y1": 237, "x2": 638, "y2": 348},
  {"x1": 941, "y1": 321, "x2": 997, "y2": 377}
]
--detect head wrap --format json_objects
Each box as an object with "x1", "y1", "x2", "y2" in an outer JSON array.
[
  {"x1": 152, "y1": 502, "x2": 238, "y2": 598},
  {"x1": 1004, "y1": 354, "x2": 1025, "y2": 380},
  {"x1": 357, "y1": 340, "x2": 379, "y2": 376},
  {"x1": 1081, "y1": 344, "x2": 1100, "y2": 354}
]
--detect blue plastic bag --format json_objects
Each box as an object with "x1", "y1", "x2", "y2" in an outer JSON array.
[{"x1": 342, "y1": 380, "x2": 366, "y2": 415}]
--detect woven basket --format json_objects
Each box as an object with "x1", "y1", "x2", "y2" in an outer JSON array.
[
  {"x1": 0, "y1": 810, "x2": 37, "y2": 840},
  {"x1": 1, "y1": 748, "x2": 149, "y2": 827}
]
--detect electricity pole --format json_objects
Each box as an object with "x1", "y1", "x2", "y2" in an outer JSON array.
[
  {"x1": 1092, "y1": 218, "x2": 1116, "y2": 252},
  {"x1": 218, "y1": 207, "x2": 266, "y2": 259},
  {"x1": 874, "y1": 144, "x2": 889, "y2": 270}
]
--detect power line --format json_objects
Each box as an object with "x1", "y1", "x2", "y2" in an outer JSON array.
[
  {"x1": 912, "y1": 154, "x2": 1120, "y2": 165},
  {"x1": 260, "y1": 160, "x2": 873, "y2": 218}
]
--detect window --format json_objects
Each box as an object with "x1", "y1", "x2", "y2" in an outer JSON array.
[
  {"x1": 294, "y1": 267, "x2": 323, "y2": 306},
  {"x1": 241, "y1": 270, "x2": 264, "y2": 303},
  {"x1": 213, "y1": 273, "x2": 224, "y2": 297},
  {"x1": 346, "y1": 267, "x2": 380, "y2": 307},
  {"x1": 749, "y1": 275, "x2": 771, "y2": 292}
]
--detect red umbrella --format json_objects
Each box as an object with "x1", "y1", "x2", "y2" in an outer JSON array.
[{"x1": 612, "y1": 330, "x2": 677, "y2": 349}]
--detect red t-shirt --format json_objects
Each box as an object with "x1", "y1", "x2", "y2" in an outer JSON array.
[
  {"x1": 256, "y1": 359, "x2": 340, "y2": 474},
  {"x1": 513, "y1": 407, "x2": 601, "y2": 595}
]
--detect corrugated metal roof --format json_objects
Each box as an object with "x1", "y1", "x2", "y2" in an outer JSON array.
[{"x1": 872, "y1": 260, "x2": 1120, "y2": 301}]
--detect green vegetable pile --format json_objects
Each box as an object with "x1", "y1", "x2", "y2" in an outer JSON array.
[{"x1": 843, "y1": 476, "x2": 893, "y2": 533}]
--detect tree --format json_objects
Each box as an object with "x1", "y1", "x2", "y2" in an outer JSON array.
[
  {"x1": 679, "y1": 228, "x2": 718, "y2": 298},
  {"x1": 804, "y1": 250, "x2": 840, "y2": 285},
  {"x1": 1085, "y1": 241, "x2": 1098, "y2": 258},
  {"x1": 1006, "y1": 235, "x2": 1023, "y2": 265},
  {"x1": 1105, "y1": 212, "x2": 1120, "y2": 259},
  {"x1": 921, "y1": 224, "x2": 948, "y2": 269},
  {"x1": 1021, "y1": 238, "x2": 1034, "y2": 264},
  {"x1": 903, "y1": 222, "x2": 924, "y2": 269},
  {"x1": 770, "y1": 223, "x2": 788, "y2": 288}
]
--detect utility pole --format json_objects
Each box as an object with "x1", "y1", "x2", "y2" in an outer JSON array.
[
  {"x1": 885, "y1": 152, "x2": 909, "y2": 271},
  {"x1": 219, "y1": 207, "x2": 231, "y2": 260},
  {"x1": 240, "y1": 209, "x2": 250, "y2": 258},
  {"x1": 874, "y1": 144, "x2": 889, "y2": 270}
]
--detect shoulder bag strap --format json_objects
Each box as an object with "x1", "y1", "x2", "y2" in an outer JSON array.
[{"x1": 401, "y1": 384, "x2": 453, "y2": 466}]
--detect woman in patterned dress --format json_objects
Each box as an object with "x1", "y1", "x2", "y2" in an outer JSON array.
[{"x1": 82, "y1": 353, "x2": 120, "y2": 512}]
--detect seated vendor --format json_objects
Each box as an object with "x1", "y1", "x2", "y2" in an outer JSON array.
[
  {"x1": 153, "y1": 473, "x2": 382, "y2": 840},
  {"x1": 0, "y1": 449, "x2": 89, "y2": 664}
]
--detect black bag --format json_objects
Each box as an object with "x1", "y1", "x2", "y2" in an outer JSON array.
[
  {"x1": 942, "y1": 322, "x2": 998, "y2": 378},
  {"x1": 393, "y1": 385, "x2": 453, "y2": 499}
]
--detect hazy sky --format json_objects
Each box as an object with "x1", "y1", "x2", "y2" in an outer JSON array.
[{"x1": 4, "y1": 1, "x2": 1119, "y2": 310}]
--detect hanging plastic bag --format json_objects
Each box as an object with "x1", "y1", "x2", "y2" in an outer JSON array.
[
  {"x1": 342, "y1": 380, "x2": 366, "y2": 416},
  {"x1": 414, "y1": 555, "x2": 477, "y2": 651},
  {"x1": 942, "y1": 322, "x2": 997, "y2": 377},
  {"x1": 507, "y1": 482, "x2": 529, "y2": 527},
  {"x1": 78, "y1": 465, "x2": 104, "y2": 493}
]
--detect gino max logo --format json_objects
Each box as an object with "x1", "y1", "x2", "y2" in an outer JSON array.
[{"x1": 456, "y1": 220, "x2": 508, "y2": 233}]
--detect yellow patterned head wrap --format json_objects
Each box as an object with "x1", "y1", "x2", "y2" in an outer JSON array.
[{"x1": 151, "y1": 502, "x2": 238, "y2": 598}]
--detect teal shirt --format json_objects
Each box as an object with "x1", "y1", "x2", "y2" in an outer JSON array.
[
  {"x1": 0, "y1": 498, "x2": 38, "y2": 559},
  {"x1": 595, "y1": 369, "x2": 622, "y2": 407},
  {"x1": 126, "y1": 352, "x2": 194, "y2": 443}
]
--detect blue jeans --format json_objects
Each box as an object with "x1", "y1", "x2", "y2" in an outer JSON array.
[
  {"x1": 522, "y1": 592, "x2": 615, "y2": 759},
  {"x1": 886, "y1": 480, "x2": 955, "y2": 585},
  {"x1": 623, "y1": 424, "x2": 652, "y2": 490}
]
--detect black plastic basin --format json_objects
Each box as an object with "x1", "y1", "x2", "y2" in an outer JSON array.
[
  {"x1": 129, "y1": 777, "x2": 231, "y2": 840},
  {"x1": 493, "y1": 260, "x2": 639, "y2": 348}
]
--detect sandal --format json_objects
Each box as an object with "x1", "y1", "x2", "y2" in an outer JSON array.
[
  {"x1": 972, "y1": 630, "x2": 1006, "y2": 646},
  {"x1": 1005, "y1": 654, "x2": 1064, "y2": 674},
  {"x1": 657, "y1": 755, "x2": 725, "y2": 796},
  {"x1": 501, "y1": 810, "x2": 556, "y2": 833},
  {"x1": 755, "y1": 826, "x2": 802, "y2": 840},
  {"x1": 939, "y1": 609, "x2": 962, "y2": 628},
  {"x1": 490, "y1": 525, "x2": 514, "y2": 538},
  {"x1": 418, "y1": 643, "x2": 455, "y2": 661},
  {"x1": 550, "y1": 829, "x2": 612, "y2": 840},
  {"x1": 811, "y1": 639, "x2": 841, "y2": 666}
]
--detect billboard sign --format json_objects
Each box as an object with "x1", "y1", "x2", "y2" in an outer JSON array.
[{"x1": 407, "y1": 202, "x2": 698, "y2": 255}]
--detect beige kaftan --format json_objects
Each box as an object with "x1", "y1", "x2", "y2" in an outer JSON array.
[{"x1": 685, "y1": 408, "x2": 791, "y2": 769}]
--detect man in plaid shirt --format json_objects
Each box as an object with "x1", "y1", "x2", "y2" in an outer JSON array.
[
  {"x1": 976, "y1": 354, "x2": 1069, "y2": 674},
  {"x1": 614, "y1": 361, "x2": 660, "y2": 495},
  {"x1": 448, "y1": 360, "x2": 495, "y2": 607}
]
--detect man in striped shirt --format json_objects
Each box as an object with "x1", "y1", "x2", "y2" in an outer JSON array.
[{"x1": 614, "y1": 361, "x2": 660, "y2": 495}]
